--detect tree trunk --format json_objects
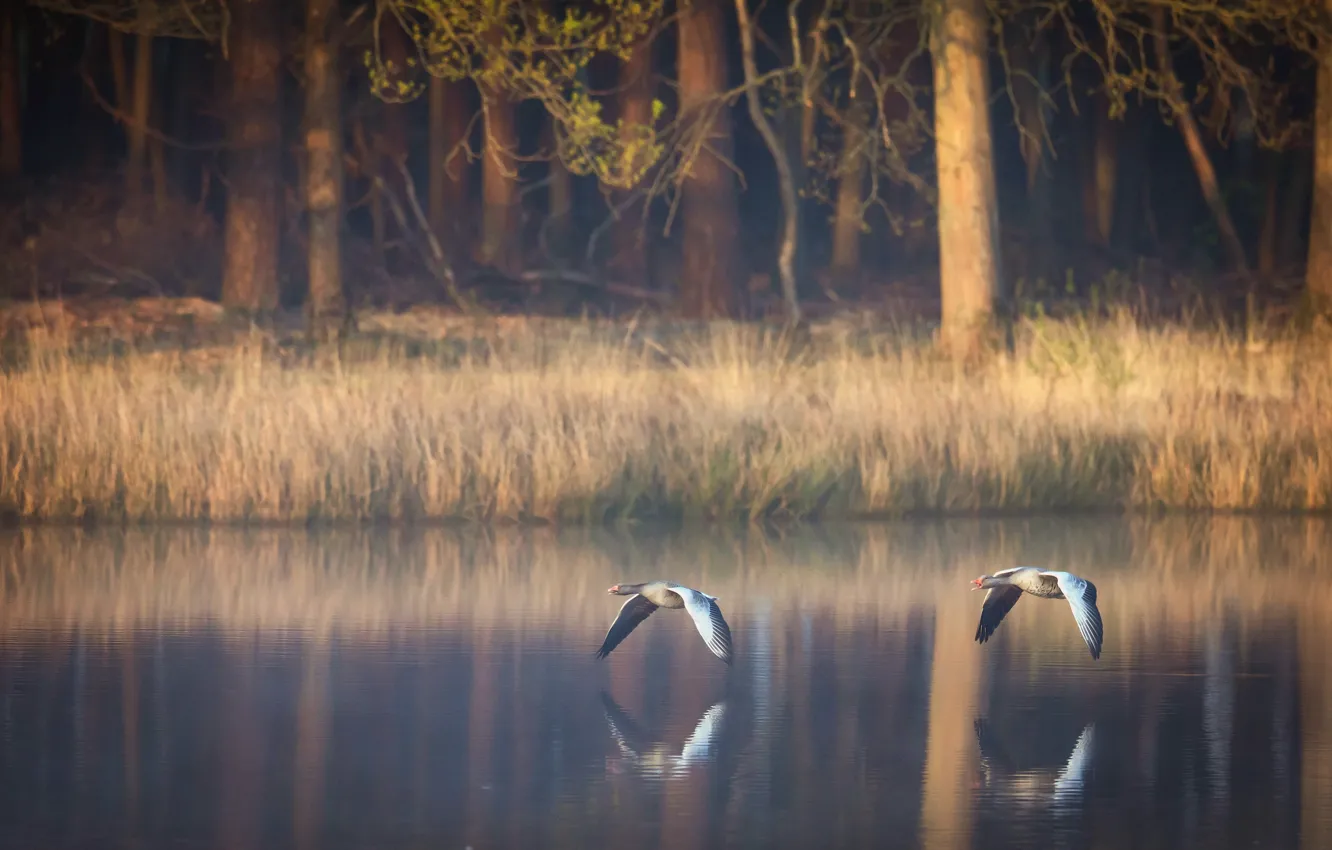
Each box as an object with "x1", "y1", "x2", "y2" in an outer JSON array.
[
  {"x1": 108, "y1": 27, "x2": 130, "y2": 139},
  {"x1": 304, "y1": 0, "x2": 343, "y2": 322},
  {"x1": 127, "y1": 1, "x2": 155, "y2": 204},
  {"x1": 1306, "y1": 5, "x2": 1332, "y2": 311},
  {"x1": 0, "y1": 3, "x2": 21, "y2": 181},
  {"x1": 427, "y1": 76, "x2": 470, "y2": 255},
  {"x1": 374, "y1": 18, "x2": 411, "y2": 262},
  {"x1": 677, "y1": 0, "x2": 740, "y2": 319},
  {"x1": 1151, "y1": 8, "x2": 1248, "y2": 277},
  {"x1": 1280, "y1": 150, "x2": 1312, "y2": 271},
  {"x1": 1257, "y1": 153, "x2": 1281, "y2": 279},
  {"x1": 608, "y1": 37, "x2": 654, "y2": 286},
  {"x1": 794, "y1": 0, "x2": 828, "y2": 288},
  {"x1": 544, "y1": 117, "x2": 573, "y2": 263},
  {"x1": 930, "y1": 0, "x2": 1001, "y2": 358},
  {"x1": 1010, "y1": 20, "x2": 1056, "y2": 286},
  {"x1": 830, "y1": 91, "x2": 868, "y2": 282},
  {"x1": 220, "y1": 0, "x2": 282, "y2": 312},
  {"x1": 1081, "y1": 100, "x2": 1119, "y2": 250},
  {"x1": 148, "y1": 41, "x2": 168, "y2": 213},
  {"x1": 149, "y1": 126, "x2": 168, "y2": 211},
  {"x1": 1006, "y1": 17, "x2": 1049, "y2": 198},
  {"x1": 477, "y1": 93, "x2": 521, "y2": 272},
  {"x1": 735, "y1": 0, "x2": 800, "y2": 322}
]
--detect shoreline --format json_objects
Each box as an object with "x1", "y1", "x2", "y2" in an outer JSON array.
[{"x1": 7, "y1": 504, "x2": 1332, "y2": 532}]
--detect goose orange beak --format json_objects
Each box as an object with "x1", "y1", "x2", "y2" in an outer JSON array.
[
  {"x1": 607, "y1": 585, "x2": 620, "y2": 594},
  {"x1": 971, "y1": 577, "x2": 984, "y2": 589}
]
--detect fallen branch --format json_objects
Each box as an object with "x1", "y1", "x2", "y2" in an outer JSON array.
[
  {"x1": 1149, "y1": 7, "x2": 1249, "y2": 280},
  {"x1": 371, "y1": 159, "x2": 479, "y2": 316},
  {"x1": 488, "y1": 268, "x2": 672, "y2": 306},
  {"x1": 80, "y1": 65, "x2": 223, "y2": 152},
  {"x1": 585, "y1": 185, "x2": 652, "y2": 268}
]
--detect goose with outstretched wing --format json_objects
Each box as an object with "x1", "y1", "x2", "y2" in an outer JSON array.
[
  {"x1": 972, "y1": 567, "x2": 1105, "y2": 660},
  {"x1": 596, "y1": 580, "x2": 734, "y2": 665}
]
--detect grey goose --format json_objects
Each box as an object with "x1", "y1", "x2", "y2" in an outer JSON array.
[
  {"x1": 972, "y1": 567, "x2": 1105, "y2": 660},
  {"x1": 596, "y1": 581, "x2": 734, "y2": 665}
]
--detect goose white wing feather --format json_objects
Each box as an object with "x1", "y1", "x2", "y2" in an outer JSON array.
[
  {"x1": 674, "y1": 586, "x2": 735, "y2": 665},
  {"x1": 1043, "y1": 571, "x2": 1105, "y2": 660}
]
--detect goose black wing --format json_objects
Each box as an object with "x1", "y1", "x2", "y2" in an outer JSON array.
[
  {"x1": 595, "y1": 594, "x2": 658, "y2": 659},
  {"x1": 975, "y1": 584, "x2": 1023, "y2": 644}
]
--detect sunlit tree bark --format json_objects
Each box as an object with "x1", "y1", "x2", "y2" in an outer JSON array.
[
  {"x1": 371, "y1": 18, "x2": 412, "y2": 260},
  {"x1": 544, "y1": 116, "x2": 573, "y2": 261},
  {"x1": 126, "y1": 1, "x2": 154, "y2": 203},
  {"x1": 1306, "y1": 4, "x2": 1332, "y2": 312},
  {"x1": 930, "y1": 0, "x2": 1001, "y2": 357},
  {"x1": 477, "y1": 73, "x2": 521, "y2": 271},
  {"x1": 608, "y1": 37, "x2": 654, "y2": 286},
  {"x1": 477, "y1": 100, "x2": 521, "y2": 272},
  {"x1": 304, "y1": 0, "x2": 344, "y2": 322},
  {"x1": 830, "y1": 90, "x2": 869, "y2": 280},
  {"x1": 677, "y1": 0, "x2": 740, "y2": 318},
  {"x1": 1081, "y1": 101, "x2": 1119, "y2": 251},
  {"x1": 220, "y1": 0, "x2": 282, "y2": 311},
  {"x1": 428, "y1": 76, "x2": 471, "y2": 253}
]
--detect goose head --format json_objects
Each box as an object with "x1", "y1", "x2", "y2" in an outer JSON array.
[{"x1": 972, "y1": 575, "x2": 1004, "y2": 590}]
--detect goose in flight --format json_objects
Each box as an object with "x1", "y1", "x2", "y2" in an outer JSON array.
[
  {"x1": 596, "y1": 581, "x2": 734, "y2": 665},
  {"x1": 972, "y1": 568, "x2": 1105, "y2": 660},
  {"x1": 974, "y1": 718, "x2": 1097, "y2": 810},
  {"x1": 599, "y1": 691, "x2": 727, "y2": 778}
]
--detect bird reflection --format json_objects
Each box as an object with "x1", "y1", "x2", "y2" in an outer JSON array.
[
  {"x1": 973, "y1": 718, "x2": 1096, "y2": 811},
  {"x1": 600, "y1": 690, "x2": 727, "y2": 779}
]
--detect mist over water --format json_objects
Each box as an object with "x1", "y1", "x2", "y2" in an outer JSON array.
[{"x1": 0, "y1": 518, "x2": 1327, "y2": 850}]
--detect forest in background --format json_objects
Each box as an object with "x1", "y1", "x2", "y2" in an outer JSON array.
[{"x1": 0, "y1": 0, "x2": 1328, "y2": 356}]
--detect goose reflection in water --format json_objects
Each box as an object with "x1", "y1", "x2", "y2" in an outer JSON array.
[
  {"x1": 973, "y1": 718, "x2": 1097, "y2": 811},
  {"x1": 600, "y1": 690, "x2": 728, "y2": 779}
]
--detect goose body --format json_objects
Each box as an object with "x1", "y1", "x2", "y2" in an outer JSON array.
[
  {"x1": 972, "y1": 567, "x2": 1105, "y2": 660},
  {"x1": 596, "y1": 580, "x2": 734, "y2": 665}
]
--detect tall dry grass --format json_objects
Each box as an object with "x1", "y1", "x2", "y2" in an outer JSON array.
[{"x1": 2, "y1": 310, "x2": 1332, "y2": 524}]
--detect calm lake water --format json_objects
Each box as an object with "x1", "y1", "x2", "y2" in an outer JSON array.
[{"x1": 0, "y1": 518, "x2": 1329, "y2": 850}]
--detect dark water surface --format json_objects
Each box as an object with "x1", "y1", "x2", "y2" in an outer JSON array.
[{"x1": 1, "y1": 518, "x2": 1330, "y2": 850}]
